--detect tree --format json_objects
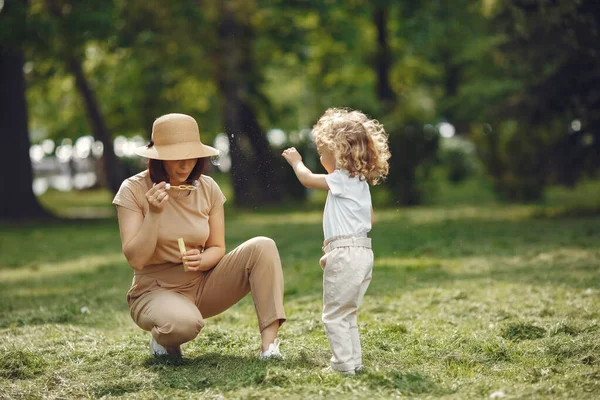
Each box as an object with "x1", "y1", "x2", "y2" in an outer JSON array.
[
  {"x1": 211, "y1": 1, "x2": 283, "y2": 206},
  {"x1": 475, "y1": 0, "x2": 600, "y2": 201},
  {"x1": 42, "y1": 0, "x2": 127, "y2": 194},
  {"x1": 373, "y1": 3, "x2": 396, "y2": 110},
  {"x1": 109, "y1": 0, "x2": 286, "y2": 206},
  {"x1": 371, "y1": 1, "x2": 440, "y2": 204},
  {"x1": 0, "y1": 1, "x2": 50, "y2": 220}
]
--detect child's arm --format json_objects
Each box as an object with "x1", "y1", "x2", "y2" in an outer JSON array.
[
  {"x1": 371, "y1": 207, "x2": 375, "y2": 226},
  {"x1": 282, "y1": 147, "x2": 330, "y2": 191}
]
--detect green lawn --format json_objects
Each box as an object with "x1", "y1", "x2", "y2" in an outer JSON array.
[{"x1": 1, "y1": 180, "x2": 599, "y2": 399}]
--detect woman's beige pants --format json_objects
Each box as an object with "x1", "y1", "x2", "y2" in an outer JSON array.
[
  {"x1": 127, "y1": 236, "x2": 286, "y2": 347},
  {"x1": 320, "y1": 236, "x2": 373, "y2": 373}
]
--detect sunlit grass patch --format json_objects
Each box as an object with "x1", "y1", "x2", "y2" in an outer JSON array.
[
  {"x1": 0, "y1": 253, "x2": 124, "y2": 283},
  {"x1": 38, "y1": 188, "x2": 115, "y2": 216},
  {"x1": 233, "y1": 211, "x2": 324, "y2": 226},
  {"x1": 374, "y1": 257, "x2": 446, "y2": 269},
  {"x1": 375, "y1": 205, "x2": 535, "y2": 225}
]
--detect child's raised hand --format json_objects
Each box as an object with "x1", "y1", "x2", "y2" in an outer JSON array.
[{"x1": 282, "y1": 147, "x2": 302, "y2": 166}]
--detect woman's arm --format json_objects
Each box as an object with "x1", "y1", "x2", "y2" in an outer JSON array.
[
  {"x1": 117, "y1": 207, "x2": 161, "y2": 270},
  {"x1": 117, "y1": 181, "x2": 169, "y2": 270},
  {"x1": 183, "y1": 202, "x2": 226, "y2": 272}
]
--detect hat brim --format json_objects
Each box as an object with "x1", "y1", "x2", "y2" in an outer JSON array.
[{"x1": 134, "y1": 142, "x2": 220, "y2": 160}]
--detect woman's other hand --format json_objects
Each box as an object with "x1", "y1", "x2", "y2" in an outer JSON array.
[
  {"x1": 181, "y1": 247, "x2": 203, "y2": 271},
  {"x1": 146, "y1": 181, "x2": 170, "y2": 213}
]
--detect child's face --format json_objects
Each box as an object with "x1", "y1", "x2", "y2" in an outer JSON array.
[{"x1": 318, "y1": 145, "x2": 336, "y2": 173}]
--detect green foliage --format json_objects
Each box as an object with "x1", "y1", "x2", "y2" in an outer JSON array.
[
  {"x1": 485, "y1": 0, "x2": 600, "y2": 198},
  {"x1": 383, "y1": 118, "x2": 439, "y2": 205},
  {"x1": 472, "y1": 120, "x2": 568, "y2": 201},
  {"x1": 4, "y1": 0, "x2": 599, "y2": 204},
  {"x1": 23, "y1": 1, "x2": 221, "y2": 142},
  {"x1": 0, "y1": 0, "x2": 29, "y2": 49},
  {"x1": 438, "y1": 136, "x2": 479, "y2": 184}
]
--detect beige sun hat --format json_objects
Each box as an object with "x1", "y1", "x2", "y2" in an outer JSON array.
[{"x1": 134, "y1": 113, "x2": 219, "y2": 160}]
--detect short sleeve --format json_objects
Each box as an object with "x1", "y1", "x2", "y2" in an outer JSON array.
[
  {"x1": 207, "y1": 176, "x2": 226, "y2": 214},
  {"x1": 325, "y1": 170, "x2": 346, "y2": 196},
  {"x1": 112, "y1": 179, "x2": 143, "y2": 213}
]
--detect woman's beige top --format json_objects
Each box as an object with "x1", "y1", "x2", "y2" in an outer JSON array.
[{"x1": 112, "y1": 170, "x2": 226, "y2": 266}]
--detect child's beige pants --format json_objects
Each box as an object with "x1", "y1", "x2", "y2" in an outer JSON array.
[
  {"x1": 320, "y1": 235, "x2": 373, "y2": 373},
  {"x1": 126, "y1": 236, "x2": 286, "y2": 348}
]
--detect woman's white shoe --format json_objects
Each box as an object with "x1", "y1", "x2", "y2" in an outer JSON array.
[
  {"x1": 150, "y1": 337, "x2": 182, "y2": 357},
  {"x1": 150, "y1": 337, "x2": 168, "y2": 356},
  {"x1": 260, "y1": 338, "x2": 284, "y2": 360}
]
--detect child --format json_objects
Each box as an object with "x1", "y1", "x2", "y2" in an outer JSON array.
[{"x1": 282, "y1": 107, "x2": 390, "y2": 374}]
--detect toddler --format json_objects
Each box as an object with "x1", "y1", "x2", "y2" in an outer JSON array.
[{"x1": 282, "y1": 107, "x2": 390, "y2": 374}]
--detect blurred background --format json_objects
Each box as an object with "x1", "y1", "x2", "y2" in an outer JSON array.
[{"x1": 1, "y1": 0, "x2": 599, "y2": 219}]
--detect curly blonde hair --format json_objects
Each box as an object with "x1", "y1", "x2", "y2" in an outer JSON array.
[{"x1": 312, "y1": 108, "x2": 391, "y2": 185}]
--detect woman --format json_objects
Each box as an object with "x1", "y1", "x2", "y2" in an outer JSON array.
[{"x1": 113, "y1": 113, "x2": 286, "y2": 358}]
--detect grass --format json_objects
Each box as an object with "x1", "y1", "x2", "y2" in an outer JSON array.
[{"x1": 1, "y1": 178, "x2": 599, "y2": 399}]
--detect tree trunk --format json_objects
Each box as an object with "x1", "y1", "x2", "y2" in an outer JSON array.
[
  {"x1": 215, "y1": 3, "x2": 283, "y2": 207},
  {"x1": 374, "y1": 6, "x2": 396, "y2": 110},
  {"x1": 0, "y1": 48, "x2": 51, "y2": 220},
  {"x1": 65, "y1": 57, "x2": 125, "y2": 193},
  {"x1": 45, "y1": 0, "x2": 126, "y2": 194}
]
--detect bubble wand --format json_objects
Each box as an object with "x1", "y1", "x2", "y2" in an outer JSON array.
[
  {"x1": 157, "y1": 180, "x2": 200, "y2": 191},
  {"x1": 165, "y1": 183, "x2": 197, "y2": 191}
]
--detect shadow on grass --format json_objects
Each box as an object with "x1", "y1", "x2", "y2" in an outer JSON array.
[
  {"x1": 368, "y1": 215, "x2": 600, "y2": 292},
  {"x1": 94, "y1": 353, "x2": 444, "y2": 396},
  {"x1": 130, "y1": 353, "x2": 311, "y2": 393},
  {"x1": 371, "y1": 216, "x2": 599, "y2": 259},
  {"x1": 531, "y1": 205, "x2": 600, "y2": 219},
  {"x1": 372, "y1": 255, "x2": 600, "y2": 295},
  {"x1": 363, "y1": 370, "x2": 445, "y2": 395}
]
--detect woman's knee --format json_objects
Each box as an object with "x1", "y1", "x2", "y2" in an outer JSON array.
[
  {"x1": 248, "y1": 236, "x2": 280, "y2": 261},
  {"x1": 249, "y1": 236, "x2": 278, "y2": 252},
  {"x1": 156, "y1": 315, "x2": 205, "y2": 345}
]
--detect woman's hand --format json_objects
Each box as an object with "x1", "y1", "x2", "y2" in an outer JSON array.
[
  {"x1": 146, "y1": 181, "x2": 170, "y2": 214},
  {"x1": 181, "y1": 246, "x2": 204, "y2": 271},
  {"x1": 282, "y1": 147, "x2": 302, "y2": 166}
]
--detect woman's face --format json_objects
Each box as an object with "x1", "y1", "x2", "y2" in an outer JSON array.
[
  {"x1": 163, "y1": 159, "x2": 198, "y2": 185},
  {"x1": 318, "y1": 145, "x2": 336, "y2": 174}
]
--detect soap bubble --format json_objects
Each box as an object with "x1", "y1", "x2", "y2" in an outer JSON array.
[{"x1": 211, "y1": 150, "x2": 224, "y2": 166}]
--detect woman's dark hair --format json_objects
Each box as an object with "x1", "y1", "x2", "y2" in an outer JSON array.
[{"x1": 148, "y1": 158, "x2": 207, "y2": 184}]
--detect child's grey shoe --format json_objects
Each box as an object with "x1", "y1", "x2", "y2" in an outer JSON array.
[{"x1": 260, "y1": 338, "x2": 284, "y2": 360}]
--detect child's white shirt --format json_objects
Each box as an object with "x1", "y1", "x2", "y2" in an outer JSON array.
[{"x1": 323, "y1": 169, "x2": 372, "y2": 240}]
